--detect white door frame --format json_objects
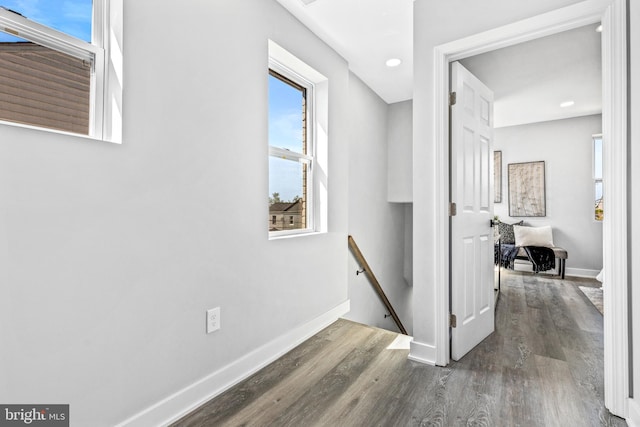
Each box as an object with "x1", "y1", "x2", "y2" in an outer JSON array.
[{"x1": 432, "y1": 0, "x2": 628, "y2": 417}]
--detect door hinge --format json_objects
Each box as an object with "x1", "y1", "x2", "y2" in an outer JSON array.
[
  {"x1": 449, "y1": 92, "x2": 457, "y2": 106},
  {"x1": 449, "y1": 202, "x2": 457, "y2": 216},
  {"x1": 450, "y1": 314, "x2": 457, "y2": 328}
]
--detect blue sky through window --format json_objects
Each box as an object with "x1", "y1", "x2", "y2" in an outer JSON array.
[
  {"x1": 269, "y1": 74, "x2": 305, "y2": 203},
  {"x1": 0, "y1": 0, "x2": 92, "y2": 42}
]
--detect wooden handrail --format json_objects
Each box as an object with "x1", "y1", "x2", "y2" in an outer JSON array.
[{"x1": 348, "y1": 235, "x2": 408, "y2": 335}]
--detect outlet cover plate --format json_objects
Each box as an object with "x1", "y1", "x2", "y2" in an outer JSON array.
[{"x1": 207, "y1": 307, "x2": 220, "y2": 333}]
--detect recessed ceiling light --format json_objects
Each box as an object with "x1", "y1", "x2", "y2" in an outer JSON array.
[
  {"x1": 560, "y1": 100, "x2": 575, "y2": 108},
  {"x1": 596, "y1": 24, "x2": 603, "y2": 32},
  {"x1": 385, "y1": 58, "x2": 402, "y2": 67}
]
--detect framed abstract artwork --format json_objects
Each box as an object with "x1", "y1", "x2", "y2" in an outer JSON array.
[
  {"x1": 494, "y1": 151, "x2": 502, "y2": 203},
  {"x1": 508, "y1": 161, "x2": 546, "y2": 217}
]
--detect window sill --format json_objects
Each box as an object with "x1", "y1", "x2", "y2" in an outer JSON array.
[
  {"x1": 0, "y1": 119, "x2": 121, "y2": 144},
  {"x1": 269, "y1": 230, "x2": 325, "y2": 241}
]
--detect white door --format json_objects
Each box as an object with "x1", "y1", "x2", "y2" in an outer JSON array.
[{"x1": 450, "y1": 61, "x2": 495, "y2": 361}]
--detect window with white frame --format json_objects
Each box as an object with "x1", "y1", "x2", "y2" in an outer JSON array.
[
  {"x1": 0, "y1": 1, "x2": 118, "y2": 140},
  {"x1": 268, "y1": 40, "x2": 328, "y2": 237},
  {"x1": 593, "y1": 135, "x2": 603, "y2": 221},
  {"x1": 268, "y1": 65, "x2": 313, "y2": 235}
]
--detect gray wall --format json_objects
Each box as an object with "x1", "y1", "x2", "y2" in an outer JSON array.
[
  {"x1": 494, "y1": 115, "x2": 603, "y2": 276},
  {"x1": 344, "y1": 74, "x2": 413, "y2": 335},
  {"x1": 386, "y1": 100, "x2": 414, "y2": 286},
  {"x1": 388, "y1": 100, "x2": 413, "y2": 202},
  {"x1": 0, "y1": 1, "x2": 351, "y2": 425}
]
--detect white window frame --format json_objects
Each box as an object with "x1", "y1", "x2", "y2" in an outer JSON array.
[
  {"x1": 268, "y1": 40, "x2": 328, "y2": 239},
  {"x1": 268, "y1": 59, "x2": 316, "y2": 238},
  {"x1": 0, "y1": 1, "x2": 115, "y2": 141}
]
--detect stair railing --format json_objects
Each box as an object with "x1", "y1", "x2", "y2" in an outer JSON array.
[{"x1": 348, "y1": 235, "x2": 408, "y2": 335}]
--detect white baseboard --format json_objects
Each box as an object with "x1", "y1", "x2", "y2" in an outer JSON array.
[
  {"x1": 115, "y1": 300, "x2": 351, "y2": 427},
  {"x1": 565, "y1": 267, "x2": 600, "y2": 278},
  {"x1": 627, "y1": 398, "x2": 640, "y2": 427},
  {"x1": 408, "y1": 339, "x2": 437, "y2": 365}
]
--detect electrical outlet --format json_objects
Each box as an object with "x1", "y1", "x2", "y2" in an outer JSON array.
[{"x1": 206, "y1": 307, "x2": 220, "y2": 334}]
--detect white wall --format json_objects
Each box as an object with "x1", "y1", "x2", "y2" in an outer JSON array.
[
  {"x1": 388, "y1": 100, "x2": 413, "y2": 202},
  {"x1": 403, "y1": 204, "x2": 413, "y2": 286},
  {"x1": 344, "y1": 74, "x2": 413, "y2": 335},
  {"x1": 412, "y1": 0, "x2": 593, "y2": 357},
  {"x1": 493, "y1": 115, "x2": 603, "y2": 275},
  {"x1": 629, "y1": 1, "x2": 640, "y2": 425},
  {"x1": 387, "y1": 99, "x2": 414, "y2": 286},
  {"x1": 0, "y1": 1, "x2": 351, "y2": 425}
]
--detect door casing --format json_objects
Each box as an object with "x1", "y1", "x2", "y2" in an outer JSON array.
[{"x1": 432, "y1": 0, "x2": 628, "y2": 417}]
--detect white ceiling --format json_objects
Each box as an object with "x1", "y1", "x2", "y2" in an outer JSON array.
[
  {"x1": 276, "y1": 0, "x2": 602, "y2": 127},
  {"x1": 276, "y1": 0, "x2": 413, "y2": 104},
  {"x1": 460, "y1": 23, "x2": 602, "y2": 128}
]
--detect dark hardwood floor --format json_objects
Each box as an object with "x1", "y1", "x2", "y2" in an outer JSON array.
[{"x1": 173, "y1": 272, "x2": 626, "y2": 426}]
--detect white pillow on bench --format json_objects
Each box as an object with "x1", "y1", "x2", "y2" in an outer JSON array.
[{"x1": 513, "y1": 225, "x2": 554, "y2": 248}]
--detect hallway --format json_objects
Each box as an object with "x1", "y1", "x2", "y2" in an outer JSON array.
[{"x1": 174, "y1": 272, "x2": 625, "y2": 426}]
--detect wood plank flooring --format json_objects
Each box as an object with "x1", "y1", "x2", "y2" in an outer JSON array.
[{"x1": 172, "y1": 272, "x2": 626, "y2": 426}]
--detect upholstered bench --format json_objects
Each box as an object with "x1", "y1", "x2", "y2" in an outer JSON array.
[
  {"x1": 497, "y1": 221, "x2": 568, "y2": 279},
  {"x1": 515, "y1": 246, "x2": 567, "y2": 279}
]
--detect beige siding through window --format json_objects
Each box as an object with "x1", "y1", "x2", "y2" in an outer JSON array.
[{"x1": 0, "y1": 42, "x2": 91, "y2": 134}]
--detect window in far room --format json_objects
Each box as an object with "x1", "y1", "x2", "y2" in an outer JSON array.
[{"x1": 593, "y1": 135, "x2": 603, "y2": 221}]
